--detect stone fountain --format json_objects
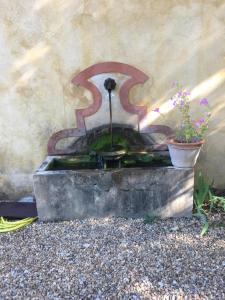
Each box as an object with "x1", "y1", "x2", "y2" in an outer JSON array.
[{"x1": 33, "y1": 62, "x2": 194, "y2": 221}]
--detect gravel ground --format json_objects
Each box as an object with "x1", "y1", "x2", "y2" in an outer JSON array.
[{"x1": 0, "y1": 216, "x2": 224, "y2": 300}]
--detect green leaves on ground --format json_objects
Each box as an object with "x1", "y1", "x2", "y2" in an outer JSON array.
[
  {"x1": 144, "y1": 215, "x2": 159, "y2": 224},
  {"x1": 194, "y1": 171, "x2": 225, "y2": 236}
]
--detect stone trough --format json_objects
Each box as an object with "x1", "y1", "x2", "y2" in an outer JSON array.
[
  {"x1": 34, "y1": 157, "x2": 193, "y2": 221},
  {"x1": 33, "y1": 62, "x2": 194, "y2": 221}
]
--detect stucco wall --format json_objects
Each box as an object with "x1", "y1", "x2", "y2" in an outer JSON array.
[{"x1": 0, "y1": 0, "x2": 224, "y2": 200}]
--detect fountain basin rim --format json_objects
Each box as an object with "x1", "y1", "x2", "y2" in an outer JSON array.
[{"x1": 35, "y1": 155, "x2": 175, "y2": 173}]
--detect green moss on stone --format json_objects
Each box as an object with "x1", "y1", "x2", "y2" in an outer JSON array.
[{"x1": 90, "y1": 133, "x2": 130, "y2": 151}]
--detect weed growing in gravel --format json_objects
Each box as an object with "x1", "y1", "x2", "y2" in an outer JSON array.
[
  {"x1": 194, "y1": 171, "x2": 225, "y2": 236},
  {"x1": 144, "y1": 215, "x2": 159, "y2": 224}
]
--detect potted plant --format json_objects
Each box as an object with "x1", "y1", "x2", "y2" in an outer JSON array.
[{"x1": 153, "y1": 82, "x2": 211, "y2": 169}]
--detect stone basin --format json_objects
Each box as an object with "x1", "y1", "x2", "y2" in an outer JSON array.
[{"x1": 33, "y1": 156, "x2": 194, "y2": 221}]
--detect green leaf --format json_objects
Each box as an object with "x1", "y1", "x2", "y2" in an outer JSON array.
[
  {"x1": 144, "y1": 215, "x2": 158, "y2": 224},
  {"x1": 200, "y1": 222, "x2": 209, "y2": 237}
]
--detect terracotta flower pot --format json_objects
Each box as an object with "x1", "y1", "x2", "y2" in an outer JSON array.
[{"x1": 167, "y1": 138, "x2": 204, "y2": 169}]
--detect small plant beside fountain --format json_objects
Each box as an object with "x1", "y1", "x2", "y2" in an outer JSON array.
[{"x1": 153, "y1": 81, "x2": 211, "y2": 168}]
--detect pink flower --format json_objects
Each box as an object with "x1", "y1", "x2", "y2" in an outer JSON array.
[
  {"x1": 183, "y1": 91, "x2": 191, "y2": 96},
  {"x1": 200, "y1": 98, "x2": 209, "y2": 106},
  {"x1": 172, "y1": 80, "x2": 178, "y2": 87},
  {"x1": 153, "y1": 108, "x2": 160, "y2": 113},
  {"x1": 180, "y1": 100, "x2": 185, "y2": 106},
  {"x1": 194, "y1": 118, "x2": 205, "y2": 127}
]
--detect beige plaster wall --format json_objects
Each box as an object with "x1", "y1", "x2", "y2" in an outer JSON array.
[{"x1": 0, "y1": 0, "x2": 224, "y2": 199}]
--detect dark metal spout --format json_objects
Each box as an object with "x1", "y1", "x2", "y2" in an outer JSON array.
[{"x1": 104, "y1": 78, "x2": 116, "y2": 149}]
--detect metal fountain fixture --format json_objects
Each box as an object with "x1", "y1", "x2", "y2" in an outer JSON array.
[
  {"x1": 97, "y1": 78, "x2": 126, "y2": 168},
  {"x1": 104, "y1": 78, "x2": 116, "y2": 149}
]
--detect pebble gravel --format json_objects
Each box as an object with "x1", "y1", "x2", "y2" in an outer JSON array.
[{"x1": 0, "y1": 216, "x2": 224, "y2": 299}]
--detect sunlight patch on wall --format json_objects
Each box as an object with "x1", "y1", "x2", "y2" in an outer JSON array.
[
  {"x1": 34, "y1": 0, "x2": 54, "y2": 11},
  {"x1": 190, "y1": 69, "x2": 225, "y2": 100},
  {"x1": 140, "y1": 69, "x2": 225, "y2": 130},
  {"x1": 140, "y1": 97, "x2": 174, "y2": 130},
  {"x1": 13, "y1": 42, "x2": 50, "y2": 71},
  {"x1": 34, "y1": 0, "x2": 81, "y2": 12},
  {"x1": 15, "y1": 69, "x2": 36, "y2": 87}
]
